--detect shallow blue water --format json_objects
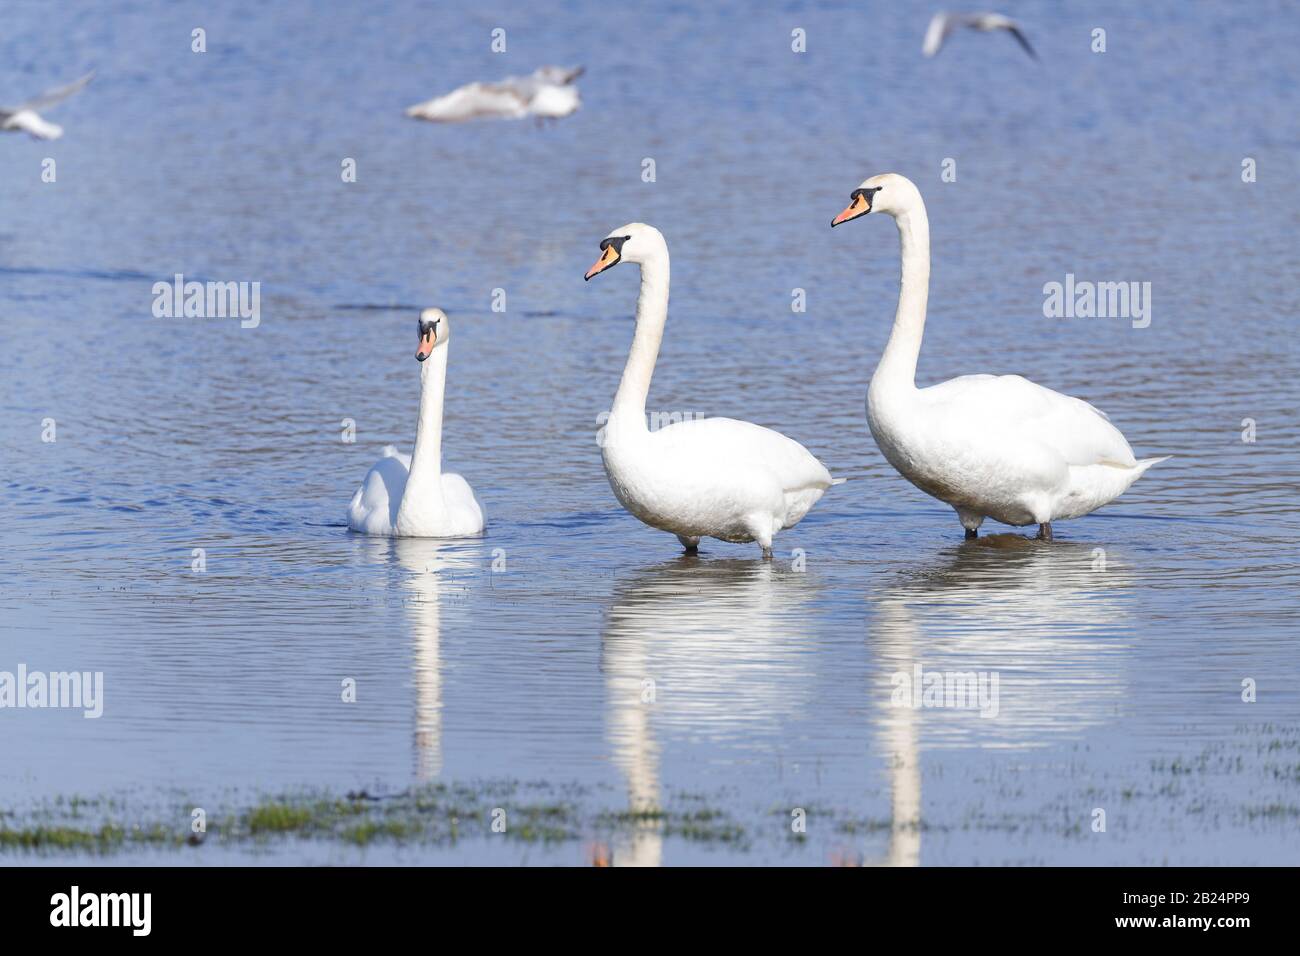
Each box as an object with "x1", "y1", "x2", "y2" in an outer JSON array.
[{"x1": 2, "y1": 0, "x2": 1298, "y2": 864}]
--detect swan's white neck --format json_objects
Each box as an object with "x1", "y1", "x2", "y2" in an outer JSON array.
[
  {"x1": 401, "y1": 345, "x2": 448, "y2": 515},
  {"x1": 873, "y1": 203, "x2": 931, "y2": 393},
  {"x1": 610, "y1": 249, "x2": 670, "y2": 429}
]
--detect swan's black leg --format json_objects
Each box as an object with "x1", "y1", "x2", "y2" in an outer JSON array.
[
  {"x1": 1036, "y1": 522, "x2": 1053, "y2": 541},
  {"x1": 965, "y1": 528, "x2": 978, "y2": 540}
]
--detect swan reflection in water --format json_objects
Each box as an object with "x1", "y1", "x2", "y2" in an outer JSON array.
[
  {"x1": 356, "y1": 536, "x2": 479, "y2": 782},
  {"x1": 600, "y1": 556, "x2": 823, "y2": 866},
  {"x1": 859, "y1": 534, "x2": 1136, "y2": 866}
]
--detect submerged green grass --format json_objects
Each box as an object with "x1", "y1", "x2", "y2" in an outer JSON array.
[
  {"x1": 0, "y1": 780, "x2": 747, "y2": 857},
  {"x1": 4, "y1": 726, "x2": 1299, "y2": 861}
]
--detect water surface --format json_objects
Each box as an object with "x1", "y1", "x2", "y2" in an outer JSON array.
[{"x1": 2, "y1": 0, "x2": 1298, "y2": 864}]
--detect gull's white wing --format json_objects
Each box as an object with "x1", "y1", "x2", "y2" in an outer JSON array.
[
  {"x1": 0, "y1": 111, "x2": 63, "y2": 139},
  {"x1": 1002, "y1": 23, "x2": 1038, "y2": 59},
  {"x1": 13, "y1": 71, "x2": 94, "y2": 112},
  {"x1": 406, "y1": 80, "x2": 529, "y2": 122},
  {"x1": 922, "y1": 13, "x2": 958, "y2": 56}
]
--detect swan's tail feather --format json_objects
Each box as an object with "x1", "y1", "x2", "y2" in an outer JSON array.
[{"x1": 1135, "y1": 455, "x2": 1171, "y2": 473}]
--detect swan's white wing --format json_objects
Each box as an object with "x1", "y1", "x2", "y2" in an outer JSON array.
[
  {"x1": 439, "y1": 472, "x2": 485, "y2": 533},
  {"x1": 920, "y1": 374, "x2": 1137, "y2": 468},
  {"x1": 347, "y1": 447, "x2": 410, "y2": 534},
  {"x1": 651, "y1": 417, "x2": 835, "y2": 492},
  {"x1": 405, "y1": 81, "x2": 528, "y2": 122},
  {"x1": 10, "y1": 71, "x2": 94, "y2": 112}
]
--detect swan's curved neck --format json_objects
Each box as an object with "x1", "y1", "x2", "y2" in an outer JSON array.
[
  {"x1": 610, "y1": 250, "x2": 670, "y2": 428},
  {"x1": 406, "y1": 345, "x2": 447, "y2": 496},
  {"x1": 874, "y1": 204, "x2": 930, "y2": 392}
]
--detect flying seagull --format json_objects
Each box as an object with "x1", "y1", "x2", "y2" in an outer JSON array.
[
  {"x1": 923, "y1": 12, "x2": 1037, "y2": 60},
  {"x1": 1, "y1": 71, "x2": 95, "y2": 140},
  {"x1": 406, "y1": 65, "x2": 584, "y2": 124}
]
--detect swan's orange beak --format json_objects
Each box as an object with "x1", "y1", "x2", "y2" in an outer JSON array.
[
  {"x1": 416, "y1": 324, "x2": 436, "y2": 361},
  {"x1": 584, "y1": 244, "x2": 620, "y2": 281},
  {"x1": 831, "y1": 192, "x2": 871, "y2": 227}
]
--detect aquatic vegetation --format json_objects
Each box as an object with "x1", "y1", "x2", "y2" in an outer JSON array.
[{"x1": 3, "y1": 728, "x2": 1299, "y2": 864}]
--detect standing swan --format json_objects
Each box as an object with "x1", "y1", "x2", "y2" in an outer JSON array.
[
  {"x1": 584, "y1": 223, "x2": 841, "y2": 557},
  {"x1": 831, "y1": 174, "x2": 1167, "y2": 540},
  {"x1": 347, "y1": 309, "x2": 485, "y2": 537}
]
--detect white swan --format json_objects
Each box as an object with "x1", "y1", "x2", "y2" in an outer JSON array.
[
  {"x1": 405, "y1": 65, "x2": 582, "y2": 123},
  {"x1": 1, "y1": 71, "x2": 94, "y2": 140},
  {"x1": 347, "y1": 308, "x2": 485, "y2": 537},
  {"x1": 831, "y1": 174, "x2": 1167, "y2": 540},
  {"x1": 584, "y1": 223, "x2": 841, "y2": 557}
]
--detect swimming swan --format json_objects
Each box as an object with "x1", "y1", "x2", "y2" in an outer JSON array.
[
  {"x1": 831, "y1": 174, "x2": 1167, "y2": 540},
  {"x1": 584, "y1": 223, "x2": 841, "y2": 557},
  {"x1": 347, "y1": 309, "x2": 485, "y2": 537}
]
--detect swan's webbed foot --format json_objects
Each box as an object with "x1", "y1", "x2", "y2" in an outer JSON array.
[
  {"x1": 676, "y1": 534, "x2": 700, "y2": 554},
  {"x1": 964, "y1": 528, "x2": 978, "y2": 540},
  {"x1": 1036, "y1": 522, "x2": 1053, "y2": 541}
]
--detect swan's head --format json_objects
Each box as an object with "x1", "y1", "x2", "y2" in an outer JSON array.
[
  {"x1": 584, "y1": 223, "x2": 665, "y2": 281},
  {"x1": 831, "y1": 173, "x2": 921, "y2": 226},
  {"x1": 415, "y1": 307, "x2": 449, "y2": 362}
]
